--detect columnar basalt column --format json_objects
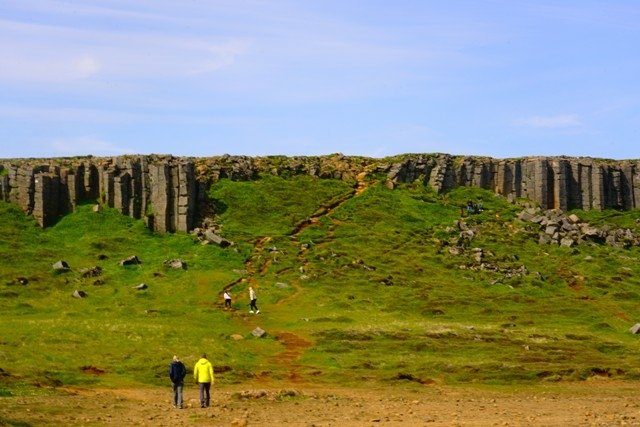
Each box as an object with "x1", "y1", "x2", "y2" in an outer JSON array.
[
  {"x1": 176, "y1": 162, "x2": 196, "y2": 232},
  {"x1": 632, "y1": 161, "x2": 640, "y2": 210},
  {"x1": 591, "y1": 165, "x2": 606, "y2": 211},
  {"x1": 551, "y1": 159, "x2": 569, "y2": 211},
  {"x1": 0, "y1": 168, "x2": 9, "y2": 202},
  {"x1": 620, "y1": 163, "x2": 635, "y2": 210},
  {"x1": 148, "y1": 162, "x2": 171, "y2": 233},
  {"x1": 33, "y1": 173, "x2": 60, "y2": 227}
]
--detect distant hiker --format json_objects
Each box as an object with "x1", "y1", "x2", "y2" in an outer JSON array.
[
  {"x1": 168, "y1": 355, "x2": 187, "y2": 409},
  {"x1": 223, "y1": 291, "x2": 232, "y2": 308},
  {"x1": 193, "y1": 353, "x2": 214, "y2": 408},
  {"x1": 249, "y1": 286, "x2": 259, "y2": 314}
]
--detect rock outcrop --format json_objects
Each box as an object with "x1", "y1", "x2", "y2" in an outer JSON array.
[
  {"x1": 518, "y1": 207, "x2": 640, "y2": 248},
  {"x1": 383, "y1": 155, "x2": 640, "y2": 211},
  {"x1": 0, "y1": 155, "x2": 200, "y2": 232},
  {"x1": 1, "y1": 153, "x2": 639, "y2": 232}
]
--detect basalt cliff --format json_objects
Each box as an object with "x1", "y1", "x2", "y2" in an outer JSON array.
[{"x1": 1, "y1": 154, "x2": 638, "y2": 231}]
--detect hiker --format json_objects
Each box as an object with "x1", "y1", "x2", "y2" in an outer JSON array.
[
  {"x1": 168, "y1": 355, "x2": 187, "y2": 409},
  {"x1": 223, "y1": 291, "x2": 232, "y2": 308},
  {"x1": 249, "y1": 286, "x2": 259, "y2": 314},
  {"x1": 193, "y1": 353, "x2": 214, "y2": 408}
]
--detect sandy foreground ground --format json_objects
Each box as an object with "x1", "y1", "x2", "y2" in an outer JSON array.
[{"x1": 2, "y1": 380, "x2": 640, "y2": 426}]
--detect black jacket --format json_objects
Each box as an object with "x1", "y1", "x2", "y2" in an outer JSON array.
[{"x1": 169, "y1": 361, "x2": 187, "y2": 384}]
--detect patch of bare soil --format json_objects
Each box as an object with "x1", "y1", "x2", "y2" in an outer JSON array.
[{"x1": 2, "y1": 380, "x2": 640, "y2": 426}]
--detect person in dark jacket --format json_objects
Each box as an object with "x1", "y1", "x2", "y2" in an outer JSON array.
[{"x1": 168, "y1": 355, "x2": 187, "y2": 408}]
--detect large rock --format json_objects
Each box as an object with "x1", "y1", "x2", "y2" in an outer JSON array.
[
  {"x1": 72, "y1": 289, "x2": 87, "y2": 299},
  {"x1": 204, "y1": 230, "x2": 232, "y2": 248},
  {"x1": 251, "y1": 327, "x2": 267, "y2": 338},
  {"x1": 119, "y1": 255, "x2": 141, "y2": 266},
  {"x1": 164, "y1": 259, "x2": 187, "y2": 269},
  {"x1": 52, "y1": 260, "x2": 70, "y2": 271}
]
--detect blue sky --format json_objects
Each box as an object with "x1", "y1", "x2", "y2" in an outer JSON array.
[{"x1": 1, "y1": 1, "x2": 639, "y2": 159}]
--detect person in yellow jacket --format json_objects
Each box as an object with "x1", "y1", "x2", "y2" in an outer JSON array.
[{"x1": 193, "y1": 353, "x2": 214, "y2": 408}]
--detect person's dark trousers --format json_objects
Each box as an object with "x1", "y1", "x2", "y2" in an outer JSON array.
[
  {"x1": 250, "y1": 299, "x2": 258, "y2": 311},
  {"x1": 199, "y1": 382, "x2": 211, "y2": 407},
  {"x1": 172, "y1": 382, "x2": 184, "y2": 408}
]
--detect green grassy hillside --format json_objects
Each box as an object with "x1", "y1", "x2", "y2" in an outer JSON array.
[{"x1": 2, "y1": 174, "x2": 640, "y2": 396}]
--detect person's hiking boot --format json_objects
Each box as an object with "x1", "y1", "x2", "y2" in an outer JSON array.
[
  {"x1": 249, "y1": 310, "x2": 254, "y2": 314},
  {"x1": 256, "y1": 310, "x2": 260, "y2": 314}
]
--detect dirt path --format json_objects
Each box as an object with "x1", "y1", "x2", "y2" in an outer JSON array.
[
  {"x1": 2, "y1": 380, "x2": 640, "y2": 426},
  {"x1": 223, "y1": 170, "x2": 373, "y2": 295},
  {"x1": 214, "y1": 175, "x2": 373, "y2": 380}
]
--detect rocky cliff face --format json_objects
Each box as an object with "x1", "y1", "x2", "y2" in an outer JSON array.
[
  {"x1": 384, "y1": 155, "x2": 640, "y2": 211},
  {"x1": 0, "y1": 154, "x2": 638, "y2": 231}
]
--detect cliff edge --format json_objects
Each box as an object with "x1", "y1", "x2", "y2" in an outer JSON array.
[{"x1": 1, "y1": 153, "x2": 638, "y2": 231}]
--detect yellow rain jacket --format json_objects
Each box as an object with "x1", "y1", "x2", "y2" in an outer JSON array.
[{"x1": 193, "y1": 358, "x2": 214, "y2": 383}]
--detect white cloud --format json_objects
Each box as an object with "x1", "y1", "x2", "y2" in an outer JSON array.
[
  {"x1": 76, "y1": 55, "x2": 101, "y2": 78},
  {"x1": 0, "y1": 18, "x2": 249, "y2": 83},
  {"x1": 185, "y1": 39, "x2": 251, "y2": 75},
  {"x1": 51, "y1": 137, "x2": 134, "y2": 157},
  {"x1": 514, "y1": 114, "x2": 582, "y2": 128}
]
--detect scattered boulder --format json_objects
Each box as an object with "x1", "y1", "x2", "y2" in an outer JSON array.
[
  {"x1": 472, "y1": 248, "x2": 484, "y2": 263},
  {"x1": 517, "y1": 210, "x2": 536, "y2": 222},
  {"x1": 72, "y1": 289, "x2": 87, "y2": 299},
  {"x1": 52, "y1": 260, "x2": 70, "y2": 271},
  {"x1": 133, "y1": 283, "x2": 148, "y2": 290},
  {"x1": 448, "y1": 246, "x2": 462, "y2": 256},
  {"x1": 16, "y1": 277, "x2": 28, "y2": 286},
  {"x1": 92, "y1": 204, "x2": 102, "y2": 213},
  {"x1": 119, "y1": 255, "x2": 141, "y2": 266},
  {"x1": 231, "y1": 334, "x2": 245, "y2": 341},
  {"x1": 93, "y1": 279, "x2": 105, "y2": 286},
  {"x1": 164, "y1": 259, "x2": 187, "y2": 269},
  {"x1": 380, "y1": 276, "x2": 394, "y2": 286},
  {"x1": 251, "y1": 327, "x2": 267, "y2": 338},
  {"x1": 560, "y1": 237, "x2": 575, "y2": 247},
  {"x1": 518, "y1": 208, "x2": 640, "y2": 248},
  {"x1": 79, "y1": 266, "x2": 102, "y2": 278},
  {"x1": 201, "y1": 230, "x2": 232, "y2": 248},
  {"x1": 629, "y1": 324, "x2": 640, "y2": 334}
]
